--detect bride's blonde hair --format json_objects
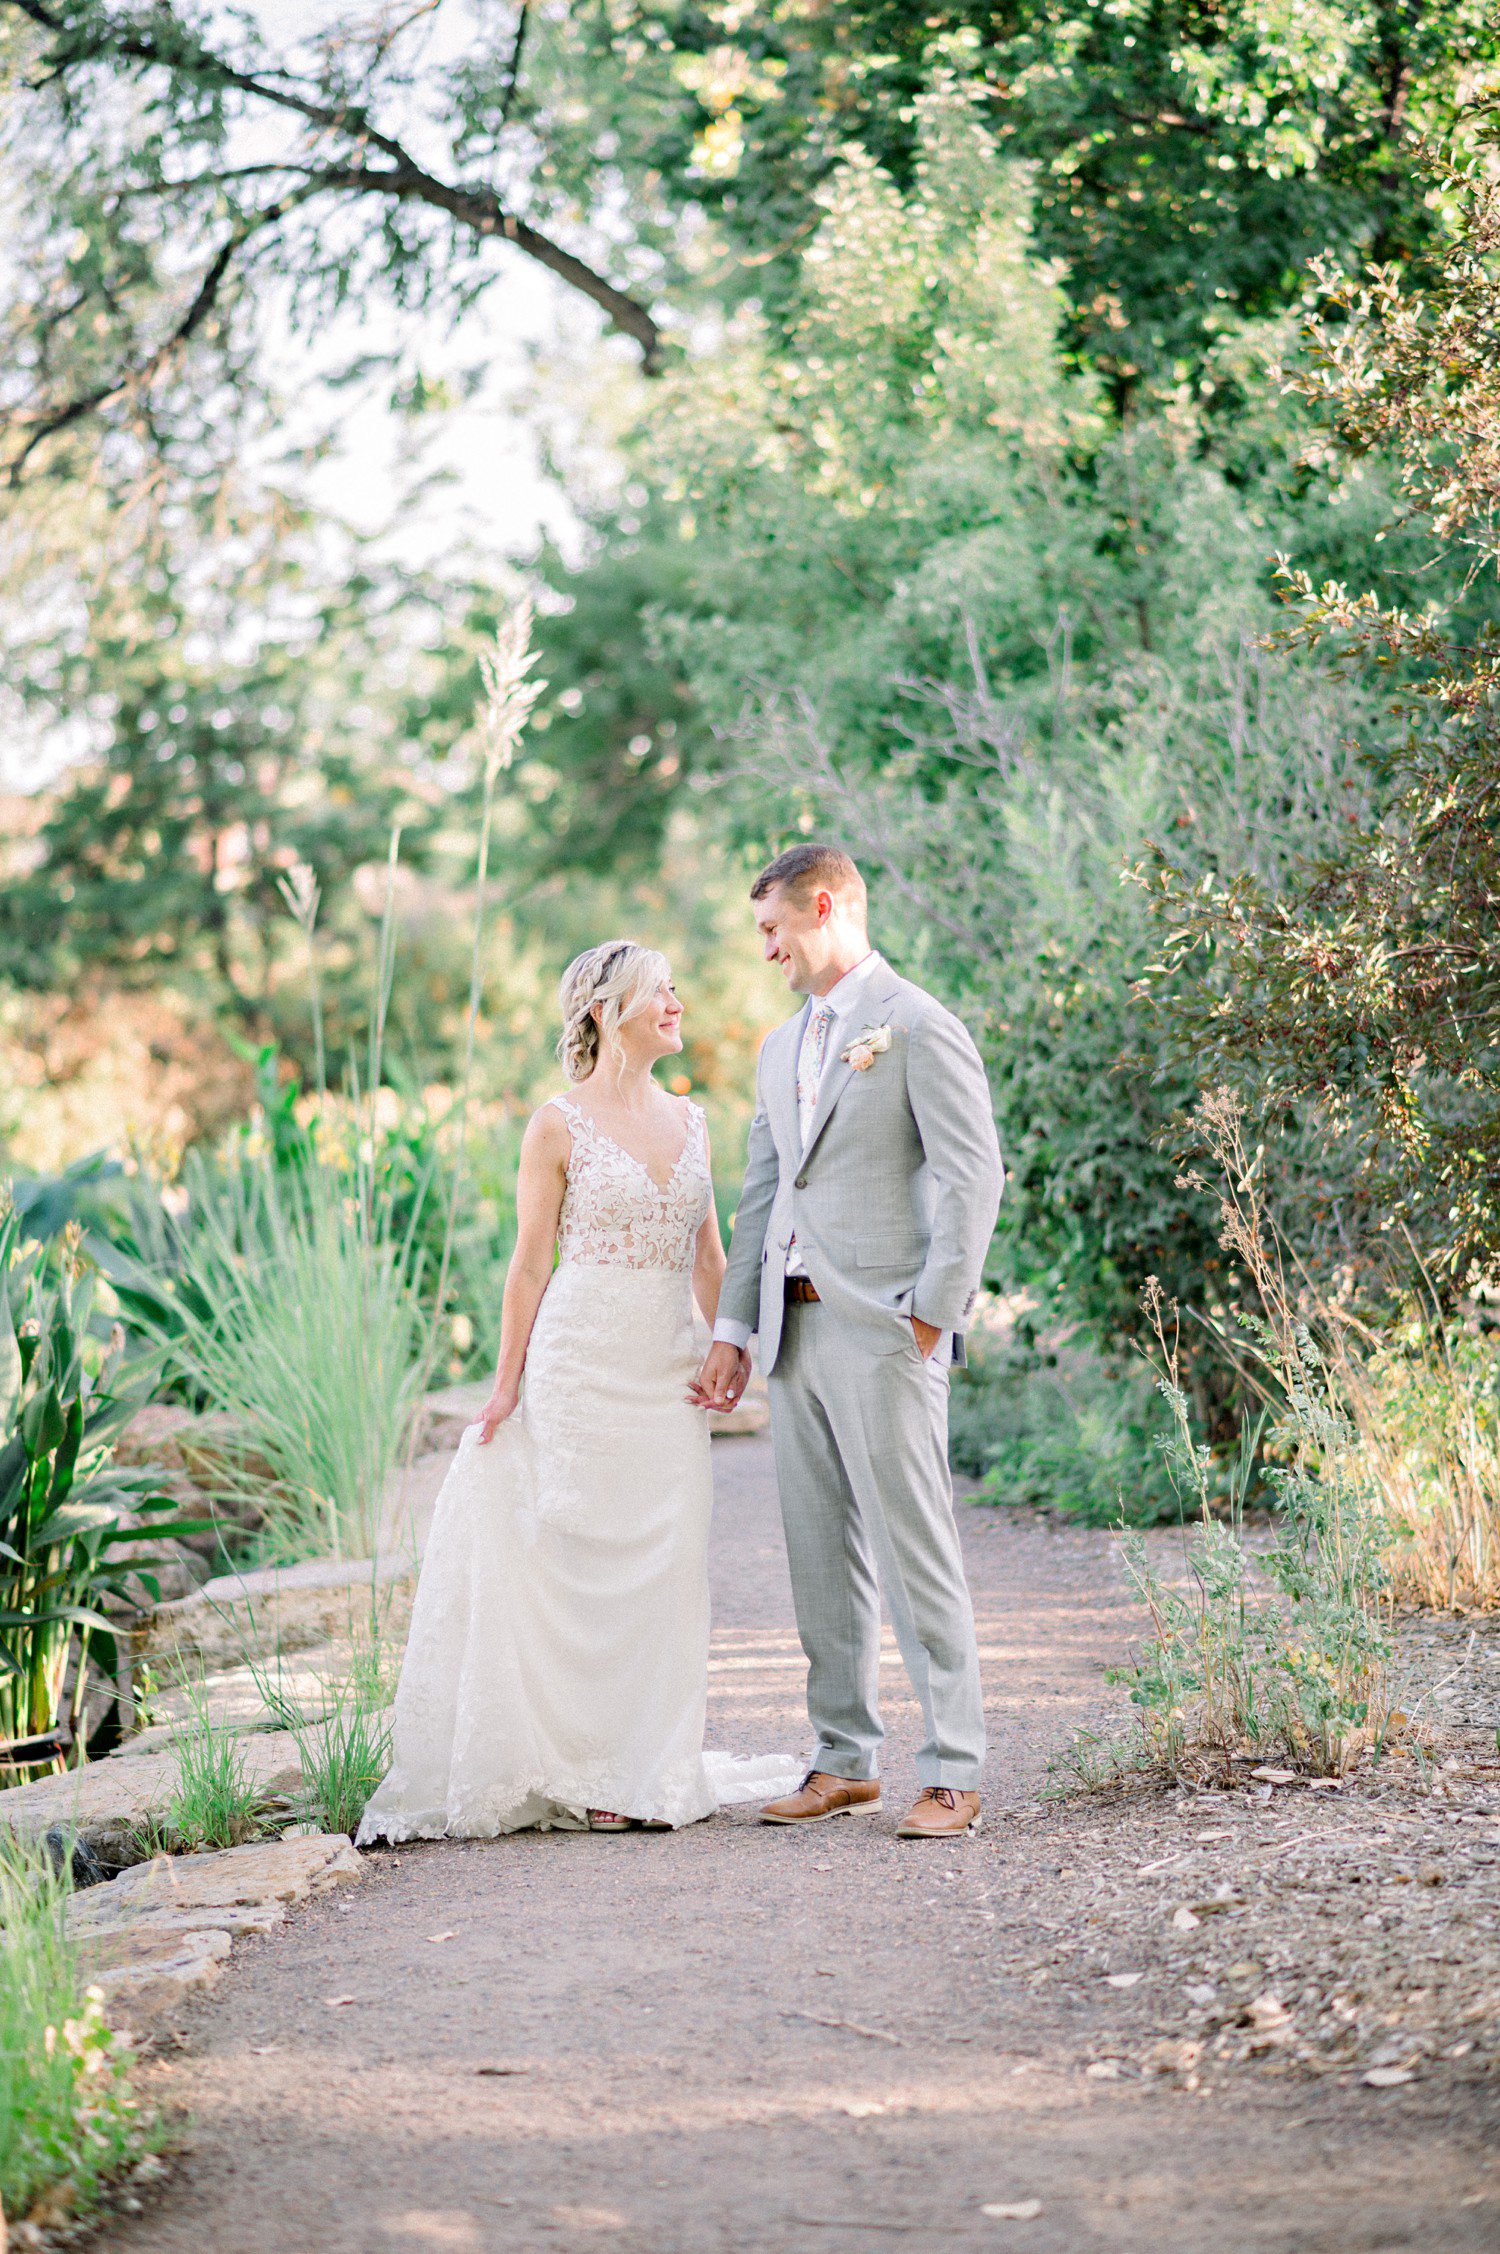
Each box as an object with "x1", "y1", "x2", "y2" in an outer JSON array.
[{"x1": 557, "y1": 939, "x2": 673, "y2": 1082}]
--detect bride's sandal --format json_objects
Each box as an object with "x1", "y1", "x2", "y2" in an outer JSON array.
[{"x1": 587, "y1": 1808, "x2": 632, "y2": 1831}]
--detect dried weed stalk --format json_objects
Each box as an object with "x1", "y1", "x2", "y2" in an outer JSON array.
[{"x1": 1106, "y1": 1091, "x2": 1396, "y2": 1782}]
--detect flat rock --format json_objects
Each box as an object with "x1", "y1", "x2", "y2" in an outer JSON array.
[
  {"x1": 127, "y1": 1654, "x2": 340, "y2": 1748},
  {"x1": 0, "y1": 1731, "x2": 303, "y2": 1870},
  {"x1": 85, "y1": 1925, "x2": 232, "y2": 2029},
  {"x1": 84, "y1": 1832, "x2": 363, "y2": 1919},
  {"x1": 114, "y1": 1402, "x2": 202, "y2": 1475},
  {"x1": 69, "y1": 1895, "x2": 288, "y2": 1942},
  {"x1": 113, "y1": 1402, "x2": 263, "y2": 1552},
  {"x1": 140, "y1": 1554, "x2": 417, "y2": 1669},
  {"x1": 78, "y1": 1920, "x2": 236, "y2": 1976},
  {"x1": 67, "y1": 1834, "x2": 362, "y2": 2032},
  {"x1": 116, "y1": 1402, "x2": 274, "y2": 1492}
]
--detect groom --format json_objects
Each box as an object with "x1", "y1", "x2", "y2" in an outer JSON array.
[{"x1": 693, "y1": 845, "x2": 1003, "y2": 1839}]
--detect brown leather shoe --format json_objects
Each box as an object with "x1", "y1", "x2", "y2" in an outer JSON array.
[
  {"x1": 761, "y1": 1770, "x2": 882, "y2": 1825},
  {"x1": 896, "y1": 1786, "x2": 982, "y2": 1838}
]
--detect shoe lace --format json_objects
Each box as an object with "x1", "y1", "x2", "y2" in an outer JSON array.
[{"x1": 921, "y1": 1787, "x2": 958, "y2": 1810}]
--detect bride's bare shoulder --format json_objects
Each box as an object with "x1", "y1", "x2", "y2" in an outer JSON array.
[{"x1": 522, "y1": 1097, "x2": 576, "y2": 1158}]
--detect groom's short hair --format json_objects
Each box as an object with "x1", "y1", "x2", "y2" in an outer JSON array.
[{"x1": 750, "y1": 843, "x2": 867, "y2": 915}]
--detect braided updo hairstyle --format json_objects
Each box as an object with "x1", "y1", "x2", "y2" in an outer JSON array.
[{"x1": 556, "y1": 940, "x2": 673, "y2": 1083}]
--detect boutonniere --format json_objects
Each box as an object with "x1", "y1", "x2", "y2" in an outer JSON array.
[{"x1": 841, "y1": 1023, "x2": 893, "y2": 1073}]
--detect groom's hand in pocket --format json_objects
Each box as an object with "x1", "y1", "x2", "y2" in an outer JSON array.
[
  {"x1": 911, "y1": 1316, "x2": 943, "y2": 1360},
  {"x1": 689, "y1": 1343, "x2": 750, "y2": 1413}
]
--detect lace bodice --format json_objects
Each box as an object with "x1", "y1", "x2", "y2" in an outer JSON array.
[{"x1": 549, "y1": 1095, "x2": 711, "y2": 1272}]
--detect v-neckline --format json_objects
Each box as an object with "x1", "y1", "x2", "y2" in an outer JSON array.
[{"x1": 559, "y1": 1098, "x2": 696, "y2": 1195}]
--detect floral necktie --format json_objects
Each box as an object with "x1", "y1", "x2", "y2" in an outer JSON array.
[{"x1": 796, "y1": 999, "x2": 834, "y2": 1149}]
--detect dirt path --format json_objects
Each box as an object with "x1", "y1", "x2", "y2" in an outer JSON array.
[{"x1": 104, "y1": 1438, "x2": 1498, "y2": 2254}]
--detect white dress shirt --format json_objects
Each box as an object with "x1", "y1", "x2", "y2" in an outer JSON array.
[{"x1": 713, "y1": 953, "x2": 885, "y2": 1350}]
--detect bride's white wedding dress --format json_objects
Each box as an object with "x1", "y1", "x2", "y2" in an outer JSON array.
[{"x1": 357, "y1": 1095, "x2": 801, "y2": 1841}]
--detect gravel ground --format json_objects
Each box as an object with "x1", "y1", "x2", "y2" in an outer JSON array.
[{"x1": 95, "y1": 1437, "x2": 1500, "y2": 2254}]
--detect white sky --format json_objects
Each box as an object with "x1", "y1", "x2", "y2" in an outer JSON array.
[{"x1": 281, "y1": 264, "x2": 589, "y2": 574}]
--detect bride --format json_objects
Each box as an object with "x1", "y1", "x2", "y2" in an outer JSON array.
[{"x1": 358, "y1": 940, "x2": 799, "y2": 1840}]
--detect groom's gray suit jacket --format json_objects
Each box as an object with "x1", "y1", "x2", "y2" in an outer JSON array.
[{"x1": 719, "y1": 962, "x2": 1003, "y2": 1371}]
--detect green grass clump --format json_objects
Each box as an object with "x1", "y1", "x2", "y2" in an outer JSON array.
[
  {"x1": 293, "y1": 1645, "x2": 394, "y2": 1839},
  {"x1": 295, "y1": 1695, "x2": 391, "y2": 1840},
  {"x1": 1102, "y1": 1101, "x2": 1395, "y2": 1783},
  {"x1": 0, "y1": 1841, "x2": 158, "y2": 2225},
  {"x1": 166, "y1": 1694, "x2": 266, "y2": 1852}
]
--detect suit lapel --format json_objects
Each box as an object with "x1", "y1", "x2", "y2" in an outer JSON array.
[
  {"x1": 771, "y1": 1007, "x2": 808, "y2": 1154},
  {"x1": 800, "y1": 971, "x2": 901, "y2": 1164}
]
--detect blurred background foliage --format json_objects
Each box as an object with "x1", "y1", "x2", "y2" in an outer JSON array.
[{"x1": 4, "y1": 0, "x2": 1500, "y2": 1541}]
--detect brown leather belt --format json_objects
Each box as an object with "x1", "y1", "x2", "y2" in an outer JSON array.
[{"x1": 784, "y1": 1276, "x2": 821, "y2": 1304}]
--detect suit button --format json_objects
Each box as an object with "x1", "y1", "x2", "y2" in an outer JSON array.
[{"x1": 794, "y1": 1175, "x2": 808, "y2": 1189}]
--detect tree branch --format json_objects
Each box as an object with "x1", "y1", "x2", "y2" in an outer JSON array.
[
  {"x1": 2, "y1": 185, "x2": 317, "y2": 479},
  {"x1": 311, "y1": 162, "x2": 662, "y2": 363},
  {"x1": 499, "y1": 1, "x2": 530, "y2": 130},
  {"x1": 4, "y1": 0, "x2": 662, "y2": 366}
]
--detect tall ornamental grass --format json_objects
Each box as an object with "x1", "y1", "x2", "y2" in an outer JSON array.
[
  {"x1": 0, "y1": 1841, "x2": 155, "y2": 2225},
  {"x1": 154, "y1": 1152, "x2": 425, "y2": 1563}
]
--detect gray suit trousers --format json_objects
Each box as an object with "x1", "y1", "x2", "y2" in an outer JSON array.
[{"x1": 768, "y1": 1300, "x2": 985, "y2": 1790}]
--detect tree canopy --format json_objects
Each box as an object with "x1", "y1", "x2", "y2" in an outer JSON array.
[{"x1": 5, "y1": 0, "x2": 1494, "y2": 492}]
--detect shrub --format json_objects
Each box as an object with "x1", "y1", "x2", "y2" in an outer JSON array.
[
  {"x1": 1140, "y1": 150, "x2": 1500, "y2": 1286},
  {"x1": 951, "y1": 1323, "x2": 1184, "y2": 1527},
  {"x1": 1106, "y1": 1097, "x2": 1395, "y2": 1782},
  {"x1": 1343, "y1": 1316, "x2": 1500, "y2": 1614}
]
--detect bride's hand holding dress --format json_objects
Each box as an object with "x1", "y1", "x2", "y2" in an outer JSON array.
[{"x1": 475, "y1": 1381, "x2": 519, "y2": 1441}]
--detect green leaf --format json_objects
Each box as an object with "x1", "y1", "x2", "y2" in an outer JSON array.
[
  {"x1": 0, "y1": 1282, "x2": 22, "y2": 1435},
  {"x1": 0, "y1": 1434, "x2": 27, "y2": 1522},
  {"x1": 21, "y1": 1385, "x2": 65, "y2": 1460},
  {"x1": 51, "y1": 1395, "x2": 84, "y2": 1505}
]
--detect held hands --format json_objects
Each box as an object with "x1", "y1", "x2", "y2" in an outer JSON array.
[
  {"x1": 689, "y1": 1328, "x2": 935, "y2": 1409},
  {"x1": 475, "y1": 1378, "x2": 521, "y2": 1443},
  {"x1": 688, "y1": 1342, "x2": 752, "y2": 1414}
]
